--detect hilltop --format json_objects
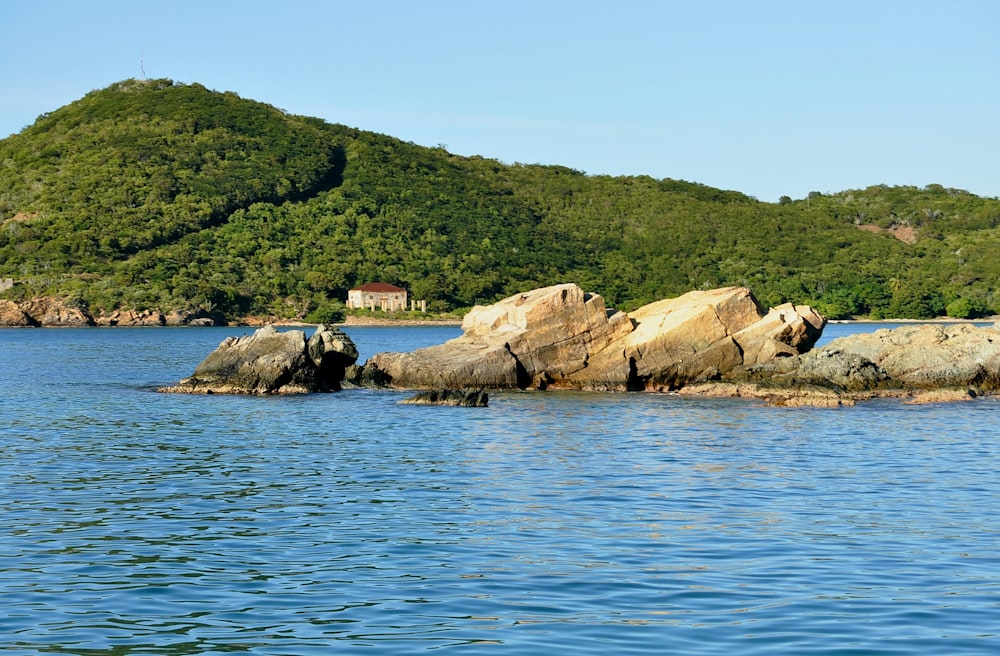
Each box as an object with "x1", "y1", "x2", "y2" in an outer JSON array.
[{"x1": 2, "y1": 79, "x2": 999, "y2": 323}]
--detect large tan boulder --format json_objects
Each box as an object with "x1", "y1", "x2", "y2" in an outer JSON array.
[
  {"x1": 368, "y1": 283, "x2": 633, "y2": 389},
  {"x1": 569, "y1": 288, "x2": 824, "y2": 390},
  {"x1": 364, "y1": 284, "x2": 826, "y2": 392},
  {"x1": 731, "y1": 302, "x2": 826, "y2": 366}
]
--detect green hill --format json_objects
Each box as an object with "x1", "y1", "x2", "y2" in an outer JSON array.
[{"x1": 2, "y1": 78, "x2": 999, "y2": 322}]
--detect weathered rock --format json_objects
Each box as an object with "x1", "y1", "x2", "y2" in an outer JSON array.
[
  {"x1": 465, "y1": 283, "x2": 635, "y2": 387},
  {"x1": 17, "y1": 297, "x2": 95, "y2": 326},
  {"x1": 164, "y1": 307, "x2": 221, "y2": 326},
  {"x1": 746, "y1": 323, "x2": 1000, "y2": 393},
  {"x1": 574, "y1": 288, "x2": 823, "y2": 391},
  {"x1": 399, "y1": 389, "x2": 489, "y2": 407},
  {"x1": 95, "y1": 309, "x2": 165, "y2": 326},
  {"x1": 0, "y1": 300, "x2": 39, "y2": 327},
  {"x1": 364, "y1": 283, "x2": 825, "y2": 392},
  {"x1": 159, "y1": 324, "x2": 358, "y2": 394},
  {"x1": 823, "y1": 323, "x2": 1000, "y2": 389},
  {"x1": 367, "y1": 340, "x2": 523, "y2": 389},
  {"x1": 308, "y1": 324, "x2": 360, "y2": 383},
  {"x1": 724, "y1": 322, "x2": 1000, "y2": 404},
  {"x1": 742, "y1": 347, "x2": 893, "y2": 393},
  {"x1": 573, "y1": 287, "x2": 772, "y2": 390},
  {"x1": 368, "y1": 284, "x2": 633, "y2": 390},
  {"x1": 731, "y1": 302, "x2": 826, "y2": 366}
]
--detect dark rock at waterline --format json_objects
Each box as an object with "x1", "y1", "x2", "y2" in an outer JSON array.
[
  {"x1": 343, "y1": 362, "x2": 392, "y2": 389},
  {"x1": 399, "y1": 389, "x2": 489, "y2": 407},
  {"x1": 741, "y1": 347, "x2": 894, "y2": 393},
  {"x1": 159, "y1": 324, "x2": 358, "y2": 395}
]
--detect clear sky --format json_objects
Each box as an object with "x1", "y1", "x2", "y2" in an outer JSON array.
[{"x1": 3, "y1": 0, "x2": 998, "y2": 202}]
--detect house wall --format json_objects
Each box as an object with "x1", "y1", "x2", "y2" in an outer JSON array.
[{"x1": 347, "y1": 290, "x2": 408, "y2": 311}]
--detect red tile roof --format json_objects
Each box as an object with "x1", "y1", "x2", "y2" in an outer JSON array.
[{"x1": 351, "y1": 282, "x2": 406, "y2": 293}]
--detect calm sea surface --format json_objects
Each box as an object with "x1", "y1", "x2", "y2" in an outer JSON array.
[{"x1": 1, "y1": 324, "x2": 998, "y2": 655}]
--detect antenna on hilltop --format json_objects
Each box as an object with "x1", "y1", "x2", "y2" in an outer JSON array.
[{"x1": 140, "y1": 49, "x2": 146, "y2": 80}]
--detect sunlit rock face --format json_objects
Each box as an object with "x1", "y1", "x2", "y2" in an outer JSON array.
[{"x1": 364, "y1": 283, "x2": 825, "y2": 392}]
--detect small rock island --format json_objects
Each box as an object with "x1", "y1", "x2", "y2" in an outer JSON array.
[
  {"x1": 159, "y1": 324, "x2": 358, "y2": 395},
  {"x1": 161, "y1": 283, "x2": 1000, "y2": 406}
]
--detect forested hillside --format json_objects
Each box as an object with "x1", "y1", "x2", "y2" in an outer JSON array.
[{"x1": 2, "y1": 79, "x2": 999, "y2": 322}]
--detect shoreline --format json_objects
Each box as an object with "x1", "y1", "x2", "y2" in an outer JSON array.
[
  {"x1": 828, "y1": 317, "x2": 998, "y2": 324},
  {"x1": 340, "y1": 316, "x2": 463, "y2": 327}
]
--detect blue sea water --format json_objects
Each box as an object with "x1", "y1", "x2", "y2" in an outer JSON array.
[{"x1": 1, "y1": 324, "x2": 999, "y2": 655}]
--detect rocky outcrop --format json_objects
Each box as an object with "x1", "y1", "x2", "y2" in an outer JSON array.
[
  {"x1": 95, "y1": 309, "x2": 165, "y2": 326},
  {"x1": 152, "y1": 283, "x2": 998, "y2": 405},
  {"x1": 569, "y1": 289, "x2": 824, "y2": 391},
  {"x1": 362, "y1": 283, "x2": 825, "y2": 392},
  {"x1": 0, "y1": 300, "x2": 39, "y2": 327},
  {"x1": 365, "y1": 284, "x2": 632, "y2": 390},
  {"x1": 159, "y1": 324, "x2": 358, "y2": 394},
  {"x1": 399, "y1": 389, "x2": 489, "y2": 407},
  {"x1": 0, "y1": 297, "x2": 225, "y2": 327},
  {"x1": 12, "y1": 297, "x2": 95, "y2": 326},
  {"x1": 164, "y1": 307, "x2": 222, "y2": 326},
  {"x1": 703, "y1": 322, "x2": 1000, "y2": 405}
]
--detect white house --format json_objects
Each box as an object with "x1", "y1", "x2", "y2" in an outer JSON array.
[{"x1": 347, "y1": 282, "x2": 408, "y2": 311}]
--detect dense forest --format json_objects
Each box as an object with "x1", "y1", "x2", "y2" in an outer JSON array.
[{"x1": 2, "y1": 78, "x2": 999, "y2": 322}]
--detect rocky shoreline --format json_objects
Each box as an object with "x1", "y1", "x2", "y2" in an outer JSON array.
[
  {"x1": 0, "y1": 297, "x2": 222, "y2": 327},
  {"x1": 0, "y1": 296, "x2": 463, "y2": 328},
  {"x1": 2, "y1": 295, "x2": 991, "y2": 330}
]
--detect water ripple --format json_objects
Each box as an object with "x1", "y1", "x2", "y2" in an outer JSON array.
[{"x1": 2, "y1": 328, "x2": 1000, "y2": 654}]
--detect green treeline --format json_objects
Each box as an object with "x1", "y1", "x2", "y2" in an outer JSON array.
[{"x1": 2, "y1": 79, "x2": 999, "y2": 321}]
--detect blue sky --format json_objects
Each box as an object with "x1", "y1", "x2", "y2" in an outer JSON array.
[{"x1": 4, "y1": 0, "x2": 998, "y2": 201}]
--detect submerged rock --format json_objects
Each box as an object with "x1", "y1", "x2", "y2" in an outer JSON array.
[
  {"x1": 159, "y1": 324, "x2": 358, "y2": 395},
  {"x1": 399, "y1": 389, "x2": 489, "y2": 407}
]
